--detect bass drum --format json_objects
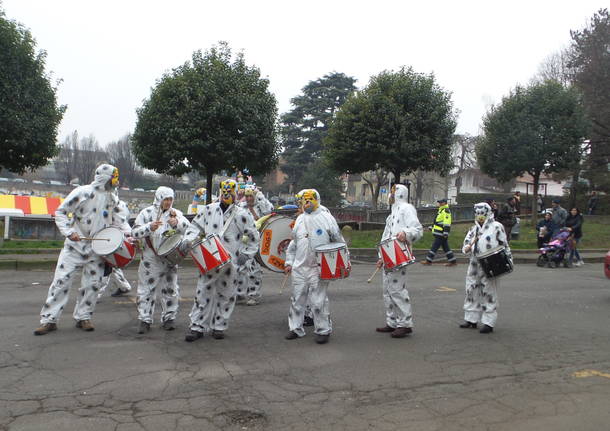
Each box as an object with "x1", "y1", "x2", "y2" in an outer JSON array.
[{"x1": 256, "y1": 215, "x2": 295, "y2": 273}]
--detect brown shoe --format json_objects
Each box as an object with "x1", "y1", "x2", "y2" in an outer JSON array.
[
  {"x1": 420, "y1": 261, "x2": 432, "y2": 266},
  {"x1": 445, "y1": 262, "x2": 457, "y2": 267},
  {"x1": 390, "y1": 327, "x2": 412, "y2": 338},
  {"x1": 76, "y1": 320, "x2": 95, "y2": 331},
  {"x1": 34, "y1": 323, "x2": 57, "y2": 336},
  {"x1": 376, "y1": 325, "x2": 395, "y2": 333}
]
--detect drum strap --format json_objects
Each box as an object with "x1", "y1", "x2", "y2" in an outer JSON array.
[
  {"x1": 145, "y1": 237, "x2": 159, "y2": 256},
  {"x1": 220, "y1": 206, "x2": 238, "y2": 238}
]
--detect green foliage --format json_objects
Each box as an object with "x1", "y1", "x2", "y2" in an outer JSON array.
[
  {"x1": 324, "y1": 67, "x2": 457, "y2": 183},
  {"x1": 296, "y1": 159, "x2": 344, "y2": 207},
  {"x1": 280, "y1": 72, "x2": 357, "y2": 185},
  {"x1": 0, "y1": 8, "x2": 65, "y2": 174},
  {"x1": 569, "y1": 8, "x2": 610, "y2": 192},
  {"x1": 478, "y1": 81, "x2": 587, "y2": 187},
  {"x1": 132, "y1": 42, "x2": 279, "y2": 202}
]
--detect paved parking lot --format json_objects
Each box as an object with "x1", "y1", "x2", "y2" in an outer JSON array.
[{"x1": 1, "y1": 262, "x2": 609, "y2": 430}]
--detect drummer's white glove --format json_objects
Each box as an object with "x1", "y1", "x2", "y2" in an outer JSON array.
[{"x1": 236, "y1": 253, "x2": 248, "y2": 267}]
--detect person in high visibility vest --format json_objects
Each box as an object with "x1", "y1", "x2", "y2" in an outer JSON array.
[{"x1": 421, "y1": 198, "x2": 457, "y2": 266}]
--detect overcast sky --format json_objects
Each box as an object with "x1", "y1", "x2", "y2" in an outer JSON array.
[{"x1": 3, "y1": 0, "x2": 605, "y2": 146}]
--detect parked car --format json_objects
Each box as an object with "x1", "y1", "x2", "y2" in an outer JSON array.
[
  {"x1": 133, "y1": 187, "x2": 145, "y2": 192},
  {"x1": 13, "y1": 178, "x2": 27, "y2": 183},
  {"x1": 32, "y1": 180, "x2": 44, "y2": 185},
  {"x1": 49, "y1": 180, "x2": 64, "y2": 186},
  {"x1": 0, "y1": 177, "x2": 10, "y2": 182},
  {"x1": 347, "y1": 201, "x2": 372, "y2": 209}
]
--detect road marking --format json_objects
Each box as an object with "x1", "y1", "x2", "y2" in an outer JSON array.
[
  {"x1": 572, "y1": 369, "x2": 610, "y2": 379},
  {"x1": 435, "y1": 286, "x2": 456, "y2": 292}
]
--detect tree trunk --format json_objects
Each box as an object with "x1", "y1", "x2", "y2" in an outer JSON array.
[
  {"x1": 569, "y1": 167, "x2": 580, "y2": 208},
  {"x1": 206, "y1": 170, "x2": 214, "y2": 204},
  {"x1": 393, "y1": 169, "x2": 400, "y2": 185}
]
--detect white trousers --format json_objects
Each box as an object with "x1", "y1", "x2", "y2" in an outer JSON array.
[
  {"x1": 189, "y1": 263, "x2": 237, "y2": 333},
  {"x1": 382, "y1": 268, "x2": 413, "y2": 328},
  {"x1": 288, "y1": 266, "x2": 331, "y2": 336}
]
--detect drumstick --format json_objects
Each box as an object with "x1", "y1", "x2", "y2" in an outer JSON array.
[
  {"x1": 280, "y1": 272, "x2": 289, "y2": 293},
  {"x1": 367, "y1": 265, "x2": 381, "y2": 283},
  {"x1": 81, "y1": 237, "x2": 111, "y2": 241}
]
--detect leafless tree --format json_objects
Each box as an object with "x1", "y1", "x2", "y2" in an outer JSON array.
[
  {"x1": 534, "y1": 47, "x2": 574, "y2": 87},
  {"x1": 55, "y1": 131, "x2": 80, "y2": 184},
  {"x1": 361, "y1": 166, "x2": 390, "y2": 209},
  {"x1": 452, "y1": 134, "x2": 478, "y2": 198},
  {"x1": 106, "y1": 134, "x2": 142, "y2": 187}
]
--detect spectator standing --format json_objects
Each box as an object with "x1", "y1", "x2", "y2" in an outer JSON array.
[
  {"x1": 513, "y1": 191, "x2": 521, "y2": 215},
  {"x1": 496, "y1": 197, "x2": 517, "y2": 241},
  {"x1": 550, "y1": 199, "x2": 568, "y2": 235},
  {"x1": 587, "y1": 192, "x2": 598, "y2": 215},
  {"x1": 565, "y1": 207, "x2": 584, "y2": 266},
  {"x1": 536, "y1": 211, "x2": 556, "y2": 248},
  {"x1": 537, "y1": 195, "x2": 544, "y2": 214}
]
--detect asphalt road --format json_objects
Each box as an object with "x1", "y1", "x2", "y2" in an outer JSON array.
[{"x1": 1, "y1": 262, "x2": 609, "y2": 431}]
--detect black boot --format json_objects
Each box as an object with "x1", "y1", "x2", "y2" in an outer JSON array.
[
  {"x1": 315, "y1": 334, "x2": 330, "y2": 344},
  {"x1": 285, "y1": 331, "x2": 299, "y2": 340},
  {"x1": 137, "y1": 321, "x2": 150, "y2": 334},
  {"x1": 479, "y1": 324, "x2": 494, "y2": 334},
  {"x1": 459, "y1": 321, "x2": 477, "y2": 329},
  {"x1": 185, "y1": 330, "x2": 203, "y2": 342}
]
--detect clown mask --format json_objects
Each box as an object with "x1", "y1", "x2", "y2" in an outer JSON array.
[
  {"x1": 220, "y1": 180, "x2": 237, "y2": 205},
  {"x1": 302, "y1": 190, "x2": 319, "y2": 214}
]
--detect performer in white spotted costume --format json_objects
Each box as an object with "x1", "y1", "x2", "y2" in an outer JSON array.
[
  {"x1": 460, "y1": 202, "x2": 512, "y2": 334},
  {"x1": 183, "y1": 179, "x2": 259, "y2": 342},
  {"x1": 375, "y1": 184, "x2": 423, "y2": 338},
  {"x1": 237, "y1": 185, "x2": 274, "y2": 305},
  {"x1": 131, "y1": 187, "x2": 190, "y2": 333},
  {"x1": 34, "y1": 164, "x2": 131, "y2": 335}
]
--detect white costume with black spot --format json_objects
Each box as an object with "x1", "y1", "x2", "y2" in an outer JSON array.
[
  {"x1": 185, "y1": 202, "x2": 259, "y2": 333},
  {"x1": 285, "y1": 193, "x2": 343, "y2": 337},
  {"x1": 237, "y1": 192, "x2": 274, "y2": 299},
  {"x1": 39, "y1": 164, "x2": 130, "y2": 324},
  {"x1": 380, "y1": 184, "x2": 423, "y2": 329},
  {"x1": 462, "y1": 203, "x2": 512, "y2": 328},
  {"x1": 99, "y1": 201, "x2": 133, "y2": 296},
  {"x1": 131, "y1": 187, "x2": 190, "y2": 324}
]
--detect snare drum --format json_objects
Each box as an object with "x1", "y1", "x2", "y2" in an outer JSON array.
[
  {"x1": 91, "y1": 227, "x2": 136, "y2": 268},
  {"x1": 378, "y1": 237, "x2": 416, "y2": 271},
  {"x1": 256, "y1": 214, "x2": 295, "y2": 273},
  {"x1": 156, "y1": 233, "x2": 190, "y2": 266},
  {"x1": 190, "y1": 234, "x2": 232, "y2": 275},
  {"x1": 315, "y1": 242, "x2": 350, "y2": 280},
  {"x1": 477, "y1": 245, "x2": 513, "y2": 279}
]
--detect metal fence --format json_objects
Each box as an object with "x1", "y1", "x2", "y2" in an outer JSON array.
[{"x1": 328, "y1": 205, "x2": 475, "y2": 227}]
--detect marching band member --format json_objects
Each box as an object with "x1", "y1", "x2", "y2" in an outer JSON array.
[
  {"x1": 375, "y1": 184, "x2": 423, "y2": 338},
  {"x1": 237, "y1": 185, "x2": 274, "y2": 305},
  {"x1": 460, "y1": 203, "x2": 512, "y2": 334},
  {"x1": 184, "y1": 179, "x2": 259, "y2": 342},
  {"x1": 284, "y1": 189, "x2": 344, "y2": 344},
  {"x1": 131, "y1": 187, "x2": 190, "y2": 334},
  {"x1": 34, "y1": 164, "x2": 130, "y2": 335},
  {"x1": 98, "y1": 201, "x2": 133, "y2": 298}
]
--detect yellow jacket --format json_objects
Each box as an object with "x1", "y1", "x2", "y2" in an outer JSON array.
[{"x1": 432, "y1": 204, "x2": 451, "y2": 236}]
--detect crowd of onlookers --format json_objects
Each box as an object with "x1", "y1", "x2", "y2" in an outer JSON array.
[{"x1": 481, "y1": 190, "x2": 598, "y2": 268}]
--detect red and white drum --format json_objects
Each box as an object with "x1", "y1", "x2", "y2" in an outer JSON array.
[
  {"x1": 315, "y1": 242, "x2": 351, "y2": 280},
  {"x1": 91, "y1": 227, "x2": 136, "y2": 268},
  {"x1": 256, "y1": 214, "x2": 295, "y2": 273},
  {"x1": 156, "y1": 233, "x2": 190, "y2": 266},
  {"x1": 190, "y1": 234, "x2": 232, "y2": 275},
  {"x1": 378, "y1": 237, "x2": 416, "y2": 271}
]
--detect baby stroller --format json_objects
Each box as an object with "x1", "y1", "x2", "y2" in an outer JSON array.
[{"x1": 537, "y1": 229, "x2": 572, "y2": 268}]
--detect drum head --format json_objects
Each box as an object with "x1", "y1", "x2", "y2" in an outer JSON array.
[
  {"x1": 92, "y1": 227, "x2": 122, "y2": 255},
  {"x1": 157, "y1": 233, "x2": 183, "y2": 255},
  {"x1": 258, "y1": 215, "x2": 295, "y2": 272},
  {"x1": 477, "y1": 245, "x2": 505, "y2": 259},
  {"x1": 315, "y1": 242, "x2": 346, "y2": 253}
]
